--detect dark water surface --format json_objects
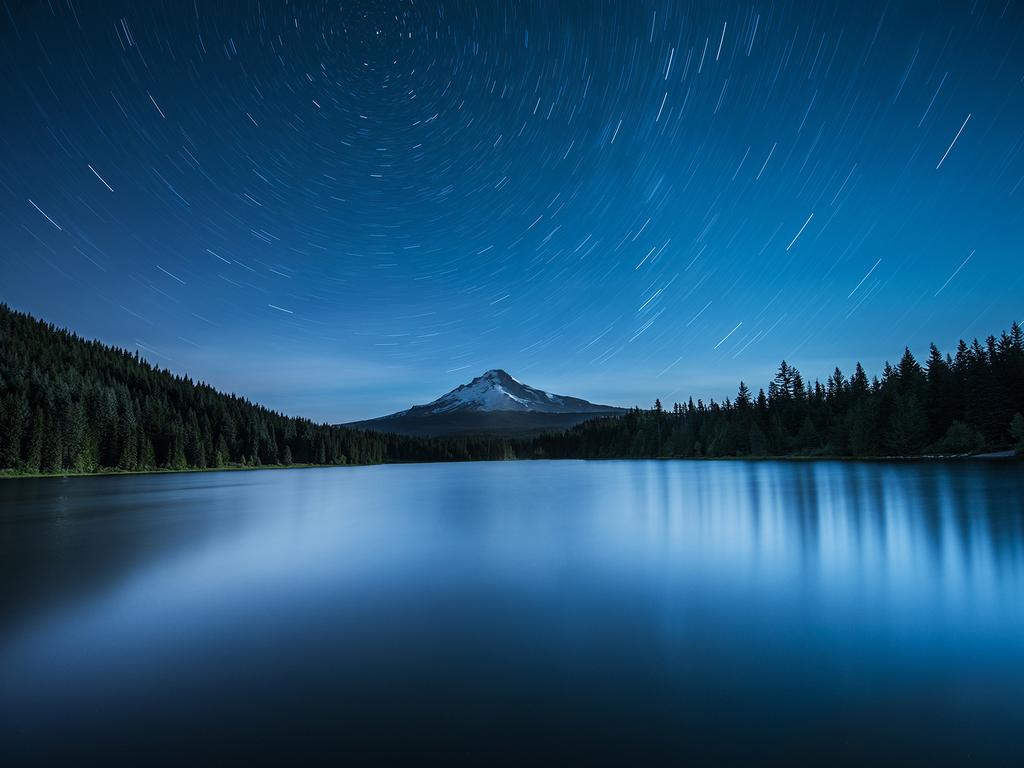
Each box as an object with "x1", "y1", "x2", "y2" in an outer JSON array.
[{"x1": 2, "y1": 460, "x2": 1023, "y2": 764}]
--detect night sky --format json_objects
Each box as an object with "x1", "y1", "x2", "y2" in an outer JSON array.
[{"x1": 1, "y1": 1, "x2": 1022, "y2": 422}]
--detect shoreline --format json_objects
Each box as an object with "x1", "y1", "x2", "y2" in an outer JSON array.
[
  {"x1": 1, "y1": 450, "x2": 1019, "y2": 481},
  {"x1": 0, "y1": 462, "x2": 345, "y2": 481}
]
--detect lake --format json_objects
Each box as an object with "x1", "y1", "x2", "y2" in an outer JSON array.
[{"x1": 2, "y1": 460, "x2": 1023, "y2": 764}]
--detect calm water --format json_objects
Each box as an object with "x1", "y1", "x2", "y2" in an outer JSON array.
[{"x1": 1, "y1": 460, "x2": 1023, "y2": 764}]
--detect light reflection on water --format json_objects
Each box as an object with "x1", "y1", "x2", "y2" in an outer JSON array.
[{"x1": 1, "y1": 460, "x2": 1022, "y2": 763}]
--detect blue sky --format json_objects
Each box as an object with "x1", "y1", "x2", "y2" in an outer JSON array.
[{"x1": 1, "y1": 1, "x2": 1022, "y2": 421}]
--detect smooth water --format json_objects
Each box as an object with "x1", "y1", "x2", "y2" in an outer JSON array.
[{"x1": 2, "y1": 460, "x2": 1023, "y2": 764}]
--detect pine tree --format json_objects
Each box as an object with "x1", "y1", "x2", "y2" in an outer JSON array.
[
  {"x1": 118, "y1": 398, "x2": 139, "y2": 470},
  {"x1": 0, "y1": 394, "x2": 28, "y2": 469},
  {"x1": 773, "y1": 361, "x2": 795, "y2": 400},
  {"x1": 847, "y1": 400, "x2": 878, "y2": 457},
  {"x1": 213, "y1": 434, "x2": 229, "y2": 467},
  {"x1": 885, "y1": 395, "x2": 928, "y2": 455},
  {"x1": 736, "y1": 382, "x2": 752, "y2": 409},
  {"x1": 67, "y1": 400, "x2": 93, "y2": 472},
  {"x1": 140, "y1": 434, "x2": 157, "y2": 470},
  {"x1": 23, "y1": 407, "x2": 45, "y2": 473},
  {"x1": 795, "y1": 417, "x2": 820, "y2": 452},
  {"x1": 748, "y1": 423, "x2": 767, "y2": 455},
  {"x1": 41, "y1": 413, "x2": 63, "y2": 473}
]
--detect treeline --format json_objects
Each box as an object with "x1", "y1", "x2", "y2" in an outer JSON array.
[
  {"x1": 2, "y1": 303, "x2": 1022, "y2": 476},
  {"x1": 0, "y1": 304, "x2": 513, "y2": 475},
  {"x1": 532, "y1": 324, "x2": 1024, "y2": 460}
]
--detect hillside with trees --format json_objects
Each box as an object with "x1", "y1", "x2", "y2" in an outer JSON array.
[
  {"x1": 532, "y1": 324, "x2": 1024, "y2": 460},
  {"x1": 2, "y1": 303, "x2": 1022, "y2": 476},
  {"x1": 0, "y1": 304, "x2": 513, "y2": 475}
]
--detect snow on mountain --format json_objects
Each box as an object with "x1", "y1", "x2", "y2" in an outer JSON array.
[{"x1": 392, "y1": 369, "x2": 620, "y2": 417}]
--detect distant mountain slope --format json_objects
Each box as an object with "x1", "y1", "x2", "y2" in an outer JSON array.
[
  {"x1": 346, "y1": 369, "x2": 624, "y2": 437},
  {"x1": 0, "y1": 304, "x2": 514, "y2": 475}
]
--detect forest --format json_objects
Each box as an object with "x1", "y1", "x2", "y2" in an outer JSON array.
[
  {"x1": 0, "y1": 304, "x2": 513, "y2": 475},
  {"x1": 1, "y1": 302, "x2": 1022, "y2": 476},
  {"x1": 533, "y1": 324, "x2": 1024, "y2": 460}
]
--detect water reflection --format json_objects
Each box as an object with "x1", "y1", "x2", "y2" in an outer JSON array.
[
  {"x1": 1, "y1": 460, "x2": 1022, "y2": 763},
  {"x1": 605, "y1": 460, "x2": 1024, "y2": 615}
]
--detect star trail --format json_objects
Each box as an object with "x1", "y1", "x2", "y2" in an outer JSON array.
[{"x1": 1, "y1": 1, "x2": 1022, "y2": 420}]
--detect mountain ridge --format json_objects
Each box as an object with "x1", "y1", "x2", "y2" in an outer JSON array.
[{"x1": 347, "y1": 369, "x2": 624, "y2": 437}]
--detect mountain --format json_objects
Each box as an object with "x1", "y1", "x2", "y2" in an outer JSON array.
[
  {"x1": 398, "y1": 369, "x2": 619, "y2": 416},
  {"x1": 347, "y1": 369, "x2": 625, "y2": 437},
  {"x1": 0, "y1": 304, "x2": 514, "y2": 475}
]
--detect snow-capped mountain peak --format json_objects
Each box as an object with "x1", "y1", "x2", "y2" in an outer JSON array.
[
  {"x1": 345, "y1": 369, "x2": 625, "y2": 436},
  {"x1": 396, "y1": 369, "x2": 620, "y2": 416}
]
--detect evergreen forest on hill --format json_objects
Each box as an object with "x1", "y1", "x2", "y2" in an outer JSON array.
[
  {"x1": 0, "y1": 304, "x2": 513, "y2": 475},
  {"x1": 1, "y1": 303, "x2": 1021, "y2": 476},
  {"x1": 534, "y1": 326, "x2": 1024, "y2": 460}
]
